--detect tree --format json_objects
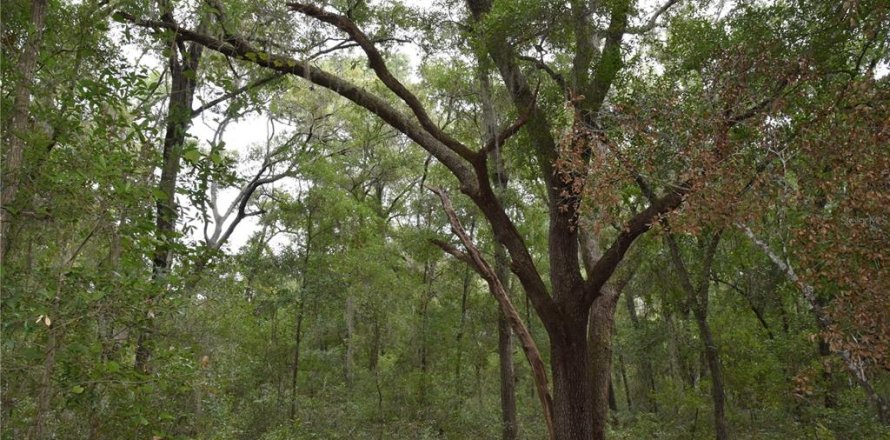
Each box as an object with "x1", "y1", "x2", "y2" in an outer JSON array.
[{"x1": 116, "y1": 0, "x2": 887, "y2": 438}]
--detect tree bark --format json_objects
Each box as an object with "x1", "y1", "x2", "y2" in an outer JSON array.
[
  {"x1": 134, "y1": 5, "x2": 205, "y2": 373},
  {"x1": 497, "y1": 312, "x2": 518, "y2": 440},
  {"x1": 589, "y1": 293, "x2": 619, "y2": 432},
  {"x1": 550, "y1": 315, "x2": 596, "y2": 440},
  {"x1": 1, "y1": 0, "x2": 48, "y2": 259}
]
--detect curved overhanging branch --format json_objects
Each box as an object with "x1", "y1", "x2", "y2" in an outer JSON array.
[
  {"x1": 287, "y1": 2, "x2": 478, "y2": 161},
  {"x1": 117, "y1": 9, "x2": 558, "y2": 326},
  {"x1": 429, "y1": 185, "x2": 555, "y2": 440},
  {"x1": 118, "y1": 11, "x2": 479, "y2": 191}
]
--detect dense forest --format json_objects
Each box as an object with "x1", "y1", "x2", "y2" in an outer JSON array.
[{"x1": 1, "y1": 0, "x2": 888, "y2": 439}]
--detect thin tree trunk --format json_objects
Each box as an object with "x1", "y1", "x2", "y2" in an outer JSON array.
[
  {"x1": 135, "y1": 6, "x2": 205, "y2": 373},
  {"x1": 418, "y1": 261, "x2": 434, "y2": 404},
  {"x1": 289, "y1": 297, "x2": 305, "y2": 421},
  {"x1": 497, "y1": 313, "x2": 518, "y2": 439},
  {"x1": 28, "y1": 266, "x2": 66, "y2": 440},
  {"x1": 454, "y1": 252, "x2": 472, "y2": 394},
  {"x1": 344, "y1": 294, "x2": 355, "y2": 388},
  {"x1": 625, "y1": 289, "x2": 659, "y2": 411},
  {"x1": 665, "y1": 231, "x2": 729, "y2": 440},
  {"x1": 369, "y1": 314, "x2": 381, "y2": 372},
  {"x1": 28, "y1": 299, "x2": 60, "y2": 439},
  {"x1": 479, "y1": 63, "x2": 519, "y2": 440},
  {"x1": 694, "y1": 307, "x2": 730, "y2": 440},
  {"x1": 1, "y1": 0, "x2": 48, "y2": 259},
  {"x1": 616, "y1": 339, "x2": 633, "y2": 411}
]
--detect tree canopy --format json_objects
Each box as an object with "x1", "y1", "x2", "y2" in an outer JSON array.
[{"x1": 2, "y1": 0, "x2": 888, "y2": 439}]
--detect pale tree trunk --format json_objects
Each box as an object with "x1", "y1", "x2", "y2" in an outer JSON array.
[
  {"x1": 1, "y1": 0, "x2": 48, "y2": 259},
  {"x1": 741, "y1": 225, "x2": 890, "y2": 424},
  {"x1": 584, "y1": 233, "x2": 640, "y2": 434}
]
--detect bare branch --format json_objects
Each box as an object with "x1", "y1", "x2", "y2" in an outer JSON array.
[
  {"x1": 626, "y1": 0, "x2": 681, "y2": 34},
  {"x1": 428, "y1": 185, "x2": 555, "y2": 440}
]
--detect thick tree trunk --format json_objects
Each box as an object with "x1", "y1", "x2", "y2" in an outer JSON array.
[
  {"x1": 550, "y1": 315, "x2": 597, "y2": 440},
  {"x1": 1, "y1": 0, "x2": 48, "y2": 259}
]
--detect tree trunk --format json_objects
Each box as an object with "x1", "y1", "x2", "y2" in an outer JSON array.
[
  {"x1": 480, "y1": 63, "x2": 519, "y2": 439},
  {"x1": 135, "y1": 7, "x2": 205, "y2": 373},
  {"x1": 589, "y1": 293, "x2": 619, "y2": 434},
  {"x1": 694, "y1": 308, "x2": 730, "y2": 440},
  {"x1": 454, "y1": 258, "x2": 472, "y2": 393},
  {"x1": 28, "y1": 271, "x2": 64, "y2": 440},
  {"x1": 344, "y1": 294, "x2": 355, "y2": 388},
  {"x1": 550, "y1": 315, "x2": 598, "y2": 440},
  {"x1": 1, "y1": 0, "x2": 48, "y2": 259},
  {"x1": 289, "y1": 297, "x2": 305, "y2": 421},
  {"x1": 616, "y1": 340, "x2": 633, "y2": 411},
  {"x1": 665, "y1": 231, "x2": 728, "y2": 439},
  {"x1": 497, "y1": 312, "x2": 518, "y2": 440}
]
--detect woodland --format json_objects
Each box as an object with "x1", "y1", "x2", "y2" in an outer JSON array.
[{"x1": 1, "y1": 0, "x2": 888, "y2": 439}]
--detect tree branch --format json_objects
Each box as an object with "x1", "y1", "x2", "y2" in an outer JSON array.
[
  {"x1": 626, "y1": 0, "x2": 681, "y2": 34},
  {"x1": 115, "y1": 11, "x2": 479, "y2": 192},
  {"x1": 287, "y1": 2, "x2": 478, "y2": 161},
  {"x1": 192, "y1": 73, "x2": 283, "y2": 117},
  {"x1": 428, "y1": 185, "x2": 555, "y2": 440}
]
